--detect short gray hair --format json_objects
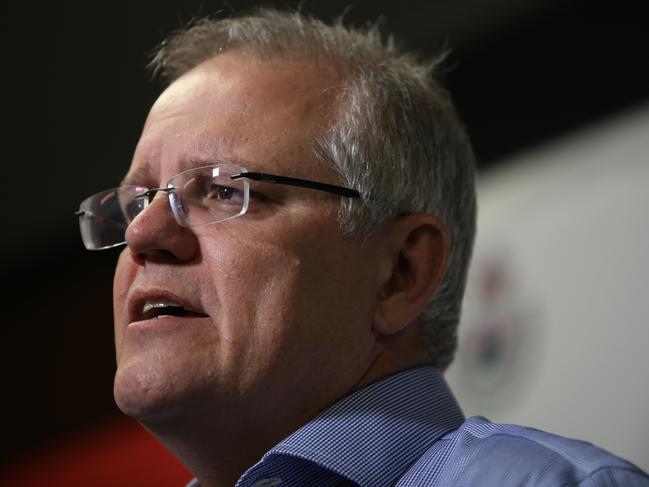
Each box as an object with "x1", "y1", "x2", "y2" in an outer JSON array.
[{"x1": 149, "y1": 9, "x2": 477, "y2": 369}]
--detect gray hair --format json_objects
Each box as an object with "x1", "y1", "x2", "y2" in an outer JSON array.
[{"x1": 149, "y1": 9, "x2": 477, "y2": 369}]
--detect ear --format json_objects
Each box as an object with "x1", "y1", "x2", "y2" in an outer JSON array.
[{"x1": 373, "y1": 214, "x2": 450, "y2": 336}]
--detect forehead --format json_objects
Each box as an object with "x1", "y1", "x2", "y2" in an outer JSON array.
[{"x1": 127, "y1": 51, "x2": 342, "y2": 183}]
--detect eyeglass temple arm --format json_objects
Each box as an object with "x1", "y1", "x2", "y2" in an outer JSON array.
[{"x1": 231, "y1": 172, "x2": 361, "y2": 199}]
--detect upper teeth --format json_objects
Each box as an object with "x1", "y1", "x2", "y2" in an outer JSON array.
[{"x1": 143, "y1": 301, "x2": 184, "y2": 314}]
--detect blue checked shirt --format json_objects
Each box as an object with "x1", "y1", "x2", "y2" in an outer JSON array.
[{"x1": 188, "y1": 367, "x2": 648, "y2": 486}]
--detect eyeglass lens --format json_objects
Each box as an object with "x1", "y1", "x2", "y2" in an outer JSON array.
[{"x1": 77, "y1": 164, "x2": 249, "y2": 250}]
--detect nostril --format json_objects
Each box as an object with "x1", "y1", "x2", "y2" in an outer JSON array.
[{"x1": 129, "y1": 250, "x2": 146, "y2": 266}]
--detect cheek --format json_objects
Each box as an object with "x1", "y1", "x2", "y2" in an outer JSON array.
[
  {"x1": 199, "y1": 220, "x2": 376, "y2": 357},
  {"x1": 113, "y1": 249, "x2": 138, "y2": 358},
  {"x1": 199, "y1": 230, "x2": 302, "y2": 333}
]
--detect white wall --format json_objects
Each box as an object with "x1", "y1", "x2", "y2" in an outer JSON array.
[{"x1": 446, "y1": 104, "x2": 649, "y2": 471}]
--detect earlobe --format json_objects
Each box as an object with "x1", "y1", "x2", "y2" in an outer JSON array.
[{"x1": 373, "y1": 214, "x2": 450, "y2": 336}]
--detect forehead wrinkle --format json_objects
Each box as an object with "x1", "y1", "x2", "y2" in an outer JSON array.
[{"x1": 190, "y1": 135, "x2": 240, "y2": 163}]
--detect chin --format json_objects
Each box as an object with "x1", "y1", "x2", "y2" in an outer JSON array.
[{"x1": 113, "y1": 358, "x2": 190, "y2": 424}]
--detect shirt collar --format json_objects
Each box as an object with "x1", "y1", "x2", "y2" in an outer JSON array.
[{"x1": 248, "y1": 366, "x2": 464, "y2": 486}]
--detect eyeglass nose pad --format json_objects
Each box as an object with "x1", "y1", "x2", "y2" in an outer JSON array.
[
  {"x1": 168, "y1": 190, "x2": 188, "y2": 225},
  {"x1": 126, "y1": 189, "x2": 152, "y2": 224}
]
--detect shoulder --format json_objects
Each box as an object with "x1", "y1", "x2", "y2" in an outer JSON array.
[{"x1": 398, "y1": 416, "x2": 649, "y2": 486}]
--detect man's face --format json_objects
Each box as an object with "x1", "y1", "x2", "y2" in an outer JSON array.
[{"x1": 112, "y1": 52, "x2": 383, "y2": 431}]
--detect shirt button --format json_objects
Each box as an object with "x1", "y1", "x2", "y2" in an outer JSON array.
[{"x1": 251, "y1": 478, "x2": 282, "y2": 487}]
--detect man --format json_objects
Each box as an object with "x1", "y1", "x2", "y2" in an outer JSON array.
[{"x1": 77, "y1": 9, "x2": 648, "y2": 487}]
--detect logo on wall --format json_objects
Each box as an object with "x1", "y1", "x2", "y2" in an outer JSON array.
[{"x1": 455, "y1": 252, "x2": 543, "y2": 413}]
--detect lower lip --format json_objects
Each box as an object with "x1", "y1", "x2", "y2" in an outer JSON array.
[{"x1": 126, "y1": 315, "x2": 211, "y2": 332}]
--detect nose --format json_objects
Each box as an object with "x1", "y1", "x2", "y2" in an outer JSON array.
[{"x1": 124, "y1": 191, "x2": 199, "y2": 263}]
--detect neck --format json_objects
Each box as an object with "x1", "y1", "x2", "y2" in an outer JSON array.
[
  {"x1": 134, "y1": 343, "x2": 426, "y2": 486},
  {"x1": 140, "y1": 410, "x2": 290, "y2": 487}
]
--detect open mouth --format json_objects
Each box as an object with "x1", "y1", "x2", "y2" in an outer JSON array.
[{"x1": 141, "y1": 301, "x2": 209, "y2": 320}]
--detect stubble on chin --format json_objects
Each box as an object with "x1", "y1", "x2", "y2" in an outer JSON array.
[{"x1": 113, "y1": 354, "x2": 172, "y2": 420}]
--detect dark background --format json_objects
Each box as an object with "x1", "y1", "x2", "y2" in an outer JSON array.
[{"x1": 6, "y1": 0, "x2": 648, "y2": 466}]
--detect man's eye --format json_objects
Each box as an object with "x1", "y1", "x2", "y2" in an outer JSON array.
[{"x1": 206, "y1": 184, "x2": 243, "y2": 202}]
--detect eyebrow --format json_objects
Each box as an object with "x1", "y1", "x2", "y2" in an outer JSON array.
[
  {"x1": 122, "y1": 150, "x2": 275, "y2": 187},
  {"x1": 120, "y1": 133, "x2": 270, "y2": 187},
  {"x1": 120, "y1": 164, "x2": 156, "y2": 187}
]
